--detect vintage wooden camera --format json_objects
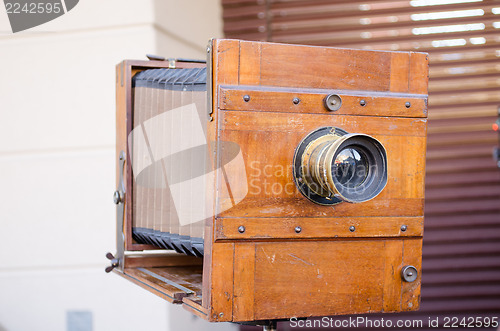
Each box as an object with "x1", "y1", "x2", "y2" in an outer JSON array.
[{"x1": 108, "y1": 39, "x2": 428, "y2": 325}]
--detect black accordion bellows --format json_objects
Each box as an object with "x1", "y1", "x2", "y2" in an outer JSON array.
[{"x1": 130, "y1": 67, "x2": 208, "y2": 257}]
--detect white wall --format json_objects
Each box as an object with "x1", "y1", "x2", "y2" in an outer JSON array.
[{"x1": 0, "y1": 1, "x2": 235, "y2": 330}]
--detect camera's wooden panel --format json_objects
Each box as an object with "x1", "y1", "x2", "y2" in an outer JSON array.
[
  {"x1": 205, "y1": 39, "x2": 428, "y2": 322},
  {"x1": 216, "y1": 112, "x2": 426, "y2": 217},
  {"x1": 231, "y1": 239, "x2": 422, "y2": 321},
  {"x1": 219, "y1": 87, "x2": 427, "y2": 118},
  {"x1": 215, "y1": 217, "x2": 423, "y2": 240}
]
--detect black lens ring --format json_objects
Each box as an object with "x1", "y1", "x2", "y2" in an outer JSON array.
[
  {"x1": 293, "y1": 127, "x2": 348, "y2": 205},
  {"x1": 331, "y1": 136, "x2": 387, "y2": 202}
]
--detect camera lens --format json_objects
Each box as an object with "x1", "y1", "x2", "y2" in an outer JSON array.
[
  {"x1": 332, "y1": 147, "x2": 368, "y2": 188},
  {"x1": 293, "y1": 127, "x2": 388, "y2": 205}
]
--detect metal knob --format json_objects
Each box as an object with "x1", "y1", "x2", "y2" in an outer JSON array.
[
  {"x1": 105, "y1": 252, "x2": 120, "y2": 273},
  {"x1": 324, "y1": 94, "x2": 342, "y2": 111},
  {"x1": 113, "y1": 190, "x2": 124, "y2": 205},
  {"x1": 401, "y1": 265, "x2": 418, "y2": 282}
]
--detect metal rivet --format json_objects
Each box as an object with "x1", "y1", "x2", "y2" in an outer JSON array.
[
  {"x1": 243, "y1": 95, "x2": 250, "y2": 102},
  {"x1": 295, "y1": 226, "x2": 302, "y2": 233},
  {"x1": 349, "y1": 226, "x2": 356, "y2": 232},
  {"x1": 360, "y1": 100, "x2": 366, "y2": 106},
  {"x1": 293, "y1": 97, "x2": 300, "y2": 105},
  {"x1": 238, "y1": 225, "x2": 245, "y2": 233},
  {"x1": 401, "y1": 225, "x2": 407, "y2": 232},
  {"x1": 405, "y1": 101, "x2": 411, "y2": 108},
  {"x1": 219, "y1": 312, "x2": 224, "y2": 318}
]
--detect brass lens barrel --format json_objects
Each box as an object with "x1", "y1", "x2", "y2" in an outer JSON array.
[{"x1": 296, "y1": 127, "x2": 387, "y2": 204}]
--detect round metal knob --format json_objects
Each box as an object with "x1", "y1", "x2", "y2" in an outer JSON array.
[
  {"x1": 401, "y1": 265, "x2": 418, "y2": 282},
  {"x1": 324, "y1": 94, "x2": 342, "y2": 111},
  {"x1": 113, "y1": 191, "x2": 121, "y2": 204}
]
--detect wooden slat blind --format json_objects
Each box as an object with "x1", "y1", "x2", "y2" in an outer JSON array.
[{"x1": 226, "y1": 0, "x2": 500, "y2": 327}]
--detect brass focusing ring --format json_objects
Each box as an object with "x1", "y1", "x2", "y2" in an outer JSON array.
[
  {"x1": 293, "y1": 127, "x2": 388, "y2": 205},
  {"x1": 301, "y1": 135, "x2": 335, "y2": 197}
]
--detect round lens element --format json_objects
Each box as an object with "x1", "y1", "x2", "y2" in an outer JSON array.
[
  {"x1": 332, "y1": 147, "x2": 368, "y2": 188},
  {"x1": 293, "y1": 126, "x2": 388, "y2": 205}
]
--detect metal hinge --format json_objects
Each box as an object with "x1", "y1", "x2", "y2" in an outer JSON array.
[{"x1": 106, "y1": 151, "x2": 126, "y2": 273}]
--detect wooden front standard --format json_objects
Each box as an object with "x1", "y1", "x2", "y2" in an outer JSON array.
[{"x1": 113, "y1": 39, "x2": 428, "y2": 323}]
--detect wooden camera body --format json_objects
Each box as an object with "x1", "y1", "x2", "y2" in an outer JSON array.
[{"x1": 111, "y1": 39, "x2": 428, "y2": 323}]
